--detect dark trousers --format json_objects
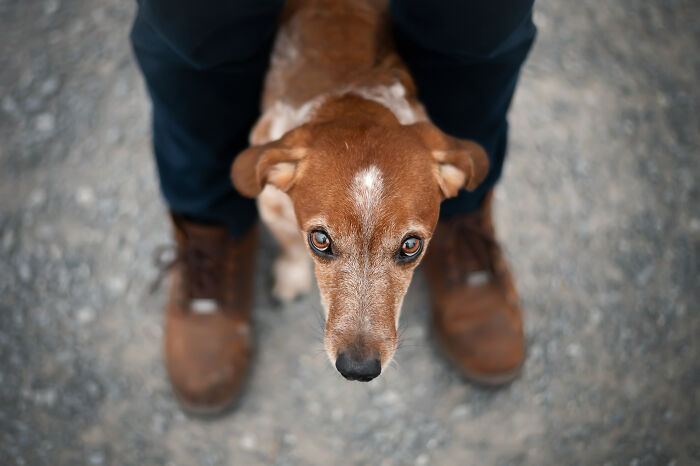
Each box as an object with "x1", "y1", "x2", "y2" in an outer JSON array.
[{"x1": 130, "y1": 0, "x2": 536, "y2": 236}]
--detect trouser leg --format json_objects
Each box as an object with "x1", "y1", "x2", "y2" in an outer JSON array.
[
  {"x1": 130, "y1": 0, "x2": 285, "y2": 236},
  {"x1": 390, "y1": 0, "x2": 537, "y2": 216}
]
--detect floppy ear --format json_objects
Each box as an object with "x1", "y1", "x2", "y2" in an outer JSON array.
[
  {"x1": 231, "y1": 129, "x2": 309, "y2": 198},
  {"x1": 408, "y1": 122, "x2": 489, "y2": 199}
]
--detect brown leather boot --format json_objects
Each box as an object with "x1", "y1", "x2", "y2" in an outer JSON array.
[
  {"x1": 159, "y1": 214, "x2": 257, "y2": 414},
  {"x1": 423, "y1": 192, "x2": 525, "y2": 386}
]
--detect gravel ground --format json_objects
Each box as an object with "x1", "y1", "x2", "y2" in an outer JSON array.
[{"x1": 1, "y1": 0, "x2": 698, "y2": 465}]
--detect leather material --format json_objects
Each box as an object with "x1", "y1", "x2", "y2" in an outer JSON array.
[
  {"x1": 164, "y1": 215, "x2": 257, "y2": 412},
  {"x1": 423, "y1": 192, "x2": 525, "y2": 384}
]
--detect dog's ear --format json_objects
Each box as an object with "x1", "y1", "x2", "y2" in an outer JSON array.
[
  {"x1": 232, "y1": 128, "x2": 309, "y2": 198},
  {"x1": 408, "y1": 122, "x2": 489, "y2": 199}
]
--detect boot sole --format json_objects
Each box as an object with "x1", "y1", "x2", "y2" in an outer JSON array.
[{"x1": 173, "y1": 391, "x2": 244, "y2": 420}]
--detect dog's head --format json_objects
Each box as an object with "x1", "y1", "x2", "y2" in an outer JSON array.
[{"x1": 232, "y1": 113, "x2": 488, "y2": 381}]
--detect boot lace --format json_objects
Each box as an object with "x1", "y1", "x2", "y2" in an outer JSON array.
[
  {"x1": 443, "y1": 211, "x2": 499, "y2": 288},
  {"x1": 150, "y1": 239, "x2": 224, "y2": 301}
]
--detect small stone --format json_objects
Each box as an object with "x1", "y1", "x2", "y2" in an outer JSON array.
[
  {"x1": 87, "y1": 449, "x2": 105, "y2": 465},
  {"x1": 566, "y1": 343, "x2": 582, "y2": 358},
  {"x1": 40, "y1": 77, "x2": 59, "y2": 96},
  {"x1": 2, "y1": 95, "x2": 19, "y2": 115},
  {"x1": 415, "y1": 454, "x2": 429, "y2": 466},
  {"x1": 331, "y1": 407, "x2": 343, "y2": 421},
  {"x1": 240, "y1": 433, "x2": 256, "y2": 451},
  {"x1": 19, "y1": 263, "x2": 32, "y2": 282},
  {"x1": 105, "y1": 127, "x2": 121, "y2": 144},
  {"x1": 77, "y1": 306, "x2": 95, "y2": 324},
  {"x1": 44, "y1": 0, "x2": 60, "y2": 15},
  {"x1": 282, "y1": 433, "x2": 297, "y2": 446},
  {"x1": 450, "y1": 404, "x2": 472, "y2": 419},
  {"x1": 690, "y1": 218, "x2": 700, "y2": 233},
  {"x1": 635, "y1": 265, "x2": 654, "y2": 286},
  {"x1": 105, "y1": 276, "x2": 127, "y2": 296},
  {"x1": 378, "y1": 390, "x2": 400, "y2": 406},
  {"x1": 2, "y1": 229, "x2": 15, "y2": 252},
  {"x1": 28, "y1": 188, "x2": 47, "y2": 208},
  {"x1": 25, "y1": 96, "x2": 42, "y2": 112},
  {"x1": 34, "y1": 388, "x2": 57, "y2": 407},
  {"x1": 151, "y1": 414, "x2": 167, "y2": 434},
  {"x1": 35, "y1": 113, "x2": 55, "y2": 132},
  {"x1": 76, "y1": 186, "x2": 95, "y2": 206}
]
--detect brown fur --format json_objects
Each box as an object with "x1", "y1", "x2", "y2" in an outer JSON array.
[{"x1": 231, "y1": 0, "x2": 489, "y2": 373}]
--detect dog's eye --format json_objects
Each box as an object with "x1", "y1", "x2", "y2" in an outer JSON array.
[
  {"x1": 309, "y1": 230, "x2": 333, "y2": 257},
  {"x1": 396, "y1": 236, "x2": 423, "y2": 264},
  {"x1": 401, "y1": 237, "x2": 421, "y2": 256}
]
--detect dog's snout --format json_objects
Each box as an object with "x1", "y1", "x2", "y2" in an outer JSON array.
[{"x1": 335, "y1": 352, "x2": 381, "y2": 382}]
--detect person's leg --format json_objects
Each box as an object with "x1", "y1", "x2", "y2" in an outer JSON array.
[
  {"x1": 129, "y1": 0, "x2": 284, "y2": 414},
  {"x1": 392, "y1": 0, "x2": 536, "y2": 385},
  {"x1": 130, "y1": 0, "x2": 284, "y2": 236},
  {"x1": 391, "y1": 0, "x2": 536, "y2": 216}
]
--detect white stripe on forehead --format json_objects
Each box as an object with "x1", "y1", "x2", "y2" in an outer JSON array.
[{"x1": 352, "y1": 165, "x2": 384, "y2": 233}]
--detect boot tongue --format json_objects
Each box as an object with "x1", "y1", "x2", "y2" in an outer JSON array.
[
  {"x1": 446, "y1": 213, "x2": 498, "y2": 288},
  {"x1": 173, "y1": 217, "x2": 230, "y2": 310}
]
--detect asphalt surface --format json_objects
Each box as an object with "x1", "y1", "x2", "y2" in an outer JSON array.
[{"x1": 1, "y1": 0, "x2": 698, "y2": 465}]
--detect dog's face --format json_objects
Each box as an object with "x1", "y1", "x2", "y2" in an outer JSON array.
[{"x1": 233, "y1": 112, "x2": 488, "y2": 381}]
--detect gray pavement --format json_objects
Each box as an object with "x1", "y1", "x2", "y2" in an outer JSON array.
[{"x1": 1, "y1": 0, "x2": 698, "y2": 465}]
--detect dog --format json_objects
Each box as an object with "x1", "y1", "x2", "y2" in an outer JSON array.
[{"x1": 232, "y1": 0, "x2": 489, "y2": 382}]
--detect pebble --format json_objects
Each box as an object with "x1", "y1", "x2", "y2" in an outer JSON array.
[
  {"x1": 35, "y1": 113, "x2": 56, "y2": 132},
  {"x1": 40, "y1": 77, "x2": 60, "y2": 96},
  {"x1": 151, "y1": 414, "x2": 167, "y2": 434},
  {"x1": 415, "y1": 454, "x2": 429, "y2": 466},
  {"x1": 2, "y1": 229, "x2": 15, "y2": 252},
  {"x1": 240, "y1": 433, "x2": 256, "y2": 451},
  {"x1": 566, "y1": 343, "x2": 583, "y2": 358},
  {"x1": 282, "y1": 433, "x2": 297, "y2": 447},
  {"x1": 44, "y1": 0, "x2": 60, "y2": 16},
  {"x1": 449, "y1": 404, "x2": 472, "y2": 419},
  {"x1": 76, "y1": 186, "x2": 96, "y2": 206},
  {"x1": 105, "y1": 276, "x2": 127, "y2": 297},
  {"x1": 18, "y1": 263, "x2": 32, "y2": 282},
  {"x1": 689, "y1": 218, "x2": 700, "y2": 233},
  {"x1": 87, "y1": 449, "x2": 105, "y2": 465},
  {"x1": 76, "y1": 306, "x2": 95, "y2": 324},
  {"x1": 28, "y1": 189, "x2": 47, "y2": 208},
  {"x1": 2, "y1": 95, "x2": 19, "y2": 115}
]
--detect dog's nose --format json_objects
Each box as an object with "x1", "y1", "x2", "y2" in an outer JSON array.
[{"x1": 335, "y1": 352, "x2": 381, "y2": 382}]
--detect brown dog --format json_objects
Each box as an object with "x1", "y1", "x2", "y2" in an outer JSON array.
[{"x1": 232, "y1": 0, "x2": 488, "y2": 381}]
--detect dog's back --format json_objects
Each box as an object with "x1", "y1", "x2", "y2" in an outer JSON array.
[
  {"x1": 250, "y1": 0, "x2": 429, "y2": 145},
  {"x1": 262, "y1": 0, "x2": 392, "y2": 108}
]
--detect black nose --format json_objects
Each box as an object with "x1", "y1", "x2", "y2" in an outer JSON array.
[{"x1": 335, "y1": 352, "x2": 381, "y2": 382}]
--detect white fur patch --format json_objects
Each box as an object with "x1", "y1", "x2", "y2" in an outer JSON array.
[
  {"x1": 256, "y1": 81, "x2": 424, "y2": 144},
  {"x1": 352, "y1": 83, "x2": 419, "y2": 125},
  {"x1": 258, "y1": 185, "x2": 313, "y2": 302},
  {"x1": 261, "y1": 97, "x2": 326, "y2": 143},
  {"x1": 351, "y1": 165, "x2": 384, "y2": 233}
]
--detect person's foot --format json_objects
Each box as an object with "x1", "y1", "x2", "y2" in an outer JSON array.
[
  {"x1": 422, "y1": 192, "x2": 525, "y2": 386},
  {"x1": 160, "y1": 214, "x2": 257, "y2": 414}
]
